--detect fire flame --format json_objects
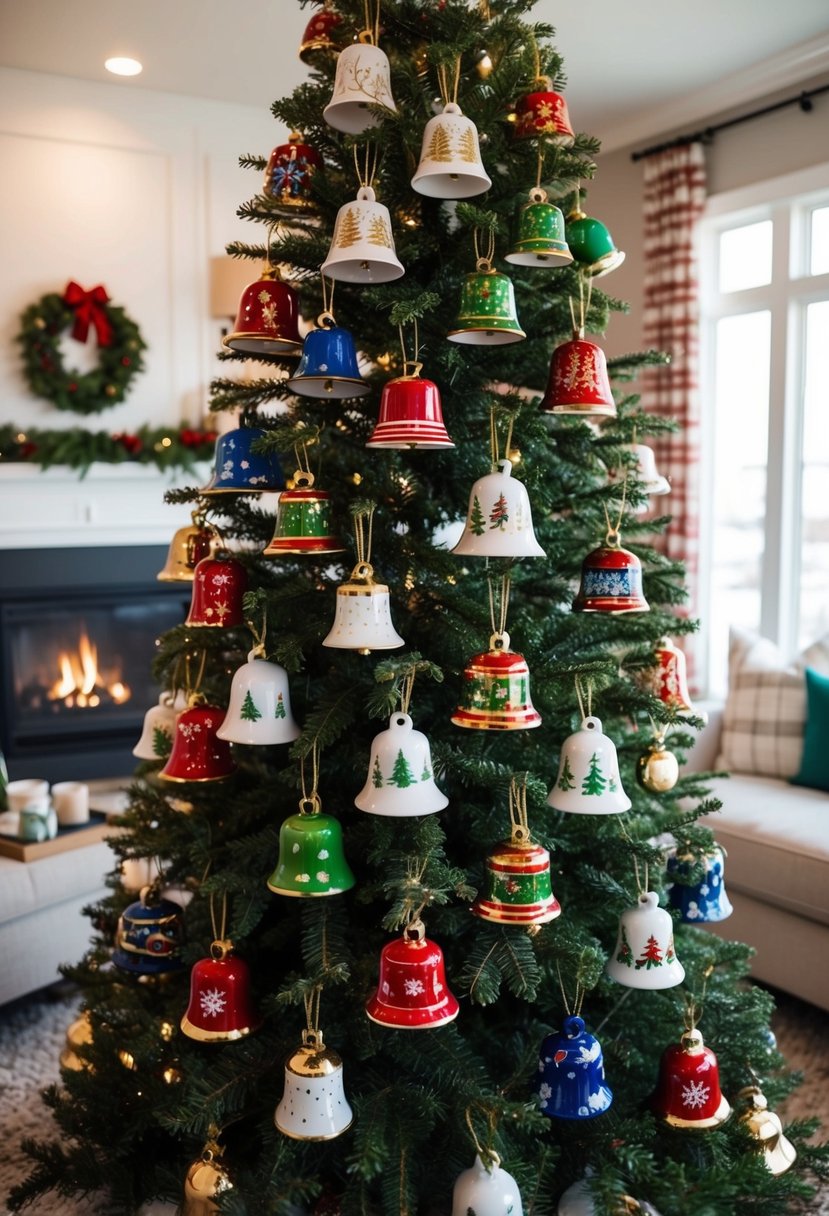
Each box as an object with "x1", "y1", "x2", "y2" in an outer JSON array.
[{"x1": 47, "y1": 630, "x2": 131, "y2": 708}]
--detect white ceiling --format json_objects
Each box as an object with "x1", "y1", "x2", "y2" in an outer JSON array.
[{"x1": 1, "y1": 1, "x2": 829, "y2": 152}]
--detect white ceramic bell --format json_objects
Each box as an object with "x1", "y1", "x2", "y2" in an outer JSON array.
[
  {"x1": 323, "y1": 41, "x2": 396, "y2": 134},
  {"x1": 452, "y1": 460, "x2": 545, "y2": 559},
  {"x1": 322, "y1": 562, "x2": 405, "y2": 654},
  {"x1": 132, "y1": 690, "x2": 188, "y2": 760},
  {"x1": 606, "y1": 891, "x2": 685, "y2": 990},
  {"x1": 275, "y1": 1029, "x2": 353, "y2": 1141},
  {"x1": 547, "y1": 716, "x2": 631, "y2": 815},
  {"x1": 452, "y1": 1153, "x2": 524, "y2": 1216},
  {"x1": 216, "y1": 651, "x2": 300, "y2": 746},
  {"x1": 321, "y1": 186, "x2": 405, "y2": 283},
  {"x1": 558, "y1": 1179, "x2": 663, "y2": 1216},
  {"x1": 355, "y1": 712, "x2": 448, "y2": 817},
  {"x1": 411, "y1": 102, "x2": 491, "y2": 199},
  {"x1": 614, "y1": 443, "x2": 670, "y2": 497}
]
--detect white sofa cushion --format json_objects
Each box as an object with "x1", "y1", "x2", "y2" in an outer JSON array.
[{"x1": 0, "y1": 843, "x2": 113, "y2": 929}]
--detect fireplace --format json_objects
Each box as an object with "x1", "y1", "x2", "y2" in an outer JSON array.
[{"x1": 0, "y1": 547, "x2": 189, "y2": 781}]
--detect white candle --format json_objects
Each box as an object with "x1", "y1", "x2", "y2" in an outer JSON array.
[{"x1": 52, "y1": 781, "x2": 90, "y2": 826}]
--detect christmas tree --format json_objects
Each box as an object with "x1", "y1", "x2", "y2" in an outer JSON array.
[{"x1": 13, "y1": 2, "x2": 828, "y2": 1213}]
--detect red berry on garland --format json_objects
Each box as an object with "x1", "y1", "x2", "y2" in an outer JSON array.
[
  {"x1": 68, "y1": 382, "x2": 77, "y2": 391},
  {"x1": 121, "y1": 356, "x2": 131, "y2": 366}
]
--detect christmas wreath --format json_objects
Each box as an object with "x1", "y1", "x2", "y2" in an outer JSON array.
[{"x1": 16, "y1": 281, "x2": 147, "y2": 414}]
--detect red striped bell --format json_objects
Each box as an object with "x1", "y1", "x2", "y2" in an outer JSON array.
[
  {"x1": 573, "y1": 537, "x2": 650, "y2": 615},
  {"x1": 451, "y1": 632, "x2": 542, "y2": 731},
  {"x1": 472, "y1": 826, "x2": 560, "y2": 925},
  {"x1": 365, "y1": 920, "x2": 459, "y2": 1030},
  {"x1": 513, "y1": 79, "x2": 575, "y2": 145},
  {"x1": 159, "y1": 702, "x2": 235, "y2": 783},
  {"x1": 367, "y1": 363, "x2": 454, "y2": 449},
  {"x1": 222, "y1": 266, "x2": 302, "y2": 358},
  {"x1": 185, "y1": 554, "x2": 248, "y2": 628},
  {"x1": 181, "y1": 939, "x2": 262, "y2": 1042},
  {"x1": 541, "y1": 332, "x2": 616, "y2": 416}
]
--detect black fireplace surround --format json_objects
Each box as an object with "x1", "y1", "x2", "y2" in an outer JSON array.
[{"x1": 0, "y1": 546, "x2": 189, "y2": 782}]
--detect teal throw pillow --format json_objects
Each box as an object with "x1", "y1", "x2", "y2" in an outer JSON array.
[{"x1": 791, "y1": 667, "x2": 829, "y2": 793}]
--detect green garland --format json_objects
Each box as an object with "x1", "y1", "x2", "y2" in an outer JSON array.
[
  {"x1": 16, "y1": 289, "x2": 147, "y2": 414},
  {"x1": 0, "y1": 424, "x2": 216, "y2": 476}
]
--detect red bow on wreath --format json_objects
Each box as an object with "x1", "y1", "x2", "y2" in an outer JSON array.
[{"x1": 62, "y1": 281, "x2": 114, "y2": 347}]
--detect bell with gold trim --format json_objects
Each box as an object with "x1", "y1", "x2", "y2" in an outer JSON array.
[
  {"x1": 651, "y1": 1027, "x2": 731, "y2": 1130},
  {"x1": 264, "y1": 471, "x2": 346, "y2": 557},
  {"x1": 263, "y1": 132, "x2": 322, "y2": 211},
  {"x1": 541, "y1": 331, "x2": 616, "y2": 416},
  {"x1": 547, "y1": 715, "x2": 631, "y2": 815},
  {"x1": 355, "y1": 711, "x2": 448, "y2": 817},
  {"x1": 367, "y1": 361, "x2": 454, "y2": 449},
  {"x1": 323, "y1": 36, "x2": 397, "y2": 134},
  {"x1": 738, "y1": 1086, "x2": 797, "y2": 1175},
  {"x1": 411, "y1": 102, "x2": 491, "y2": 199},
  {"x1": 473, "y1": 824, "x2": 560, "y2": 926},
  {"x1": 267, "y1": 796, "x2": 355, "y2": 898},
  {"x1": 182, "y1": 1129, "x2": 233, "y2": 1216},
  {"x1": 322, "y1": 561, "x2": 405, "y2": 655},
  {"x1": 60, "y1": 1010, "x2": 94, "y2": 1072},
  {"x1": 112, "y1": 888, "x2": 185, "y2": 977},
  {"x1": 506, "y1": 187, "x2": 573, "y2": 267},
  {"x1": 200, "y1": 426, "x2": 284, "y2": 495},
  {"x1": 286, "y1": 312, "x2": 370, "y2": 399},
  {"x1": 321, "y1": 186, "x2": 404, "y2": 283},
  {"x1": 186, "y1": 552, "x2": 248, "y2": 628},
  {"x1": 452, "y1": 632, "x2": 541, "y2": 731},
  {"x1": 573, "y1": 533, "x2": 650, "y2": 614},
  {"x1": 216, "y1": 649, "x2": 300, "y2": 746},
  {"x1": 639, "y1": 636, "x2": 694, "y2": 712},
  {"x1": 275, "y1": 1028, "x2": 353, "y2": 1140},
  {"x1": 448, "y1": 257, "x2": 525, "y2": 346},
  {"x1": 222, "y1": 265, "x2": 303, "y2": 357},
  {"x1": 565, "y1": 201, "x2": 625, "y2": 278},
  {"x1": 366, "y1": 919, "x2": 459, "y2": 1029},
  {"x1": 513, "y1": 79, "x2": 575, "y2": 145},
  {"x1": 298, "y1": 2, "x2": 342, "y2": 65},
  {"x1": 452, "y1": 459, "x2": 545, "y2": 559},
  {"x1": 159, "y1": 701, "x2": 235, "y2": 784},
  {"x1": 157, "y1": 512, "x2": 217, "y2": 582},
  {"x1": 180, "y1": 939, "x2": 262, "y2": 1042}
]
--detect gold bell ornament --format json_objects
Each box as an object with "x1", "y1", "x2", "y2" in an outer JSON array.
[
  {"x1": 738, "y1": 1085, "x2": 797, "y2": 1175},
  {"x1": 323, "y1": 11, "x2": 396, "y2": 134},
  {"x1": 547, "y1": 693, "x2": 631, "y2": 816},
  {"x1": 448, "y1": 230, "x2": 525, "y2": 345},
  {"x1": 182, "y1": 1128, "x2": 233, "y2": 1216},
  {"x1": 157, "y1": 511, "x2": 217, "y2": 582},
  {"x1": 472, "y1": 776, "x2": 561, "y2": 926},
  {"x1": 506, "y1": 187, "x2": 573, "y2": 267},
  {"x1": 216, "y1": 647, "x2": 300, "y2": 746},
  {"x1": 60, "y1": 1009, "x2": 94, "y2": 1072},
  {"x1": 411, "y1": 61, "x2": 491, "y2": 199},
  {"x1": 275, "y1": 1021, "x2": 353, "y2": 1141},
  {"x1": 637, "y1": 729, "x2": 680, "y2": 794}
]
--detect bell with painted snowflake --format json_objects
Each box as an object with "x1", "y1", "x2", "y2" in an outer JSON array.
[
  {"x1": 472, "y1": 825, "x2": 561, "y2": 926},
  {"x1": 451, "y1": 1152, "x2": 524, "y2": 1216},
  {"x1": 355, "y1": 712, "x2": 448, "y2": 817},
  {"x1": 217, "y1": 650, "x2": 300, "y2": 746},
  {"x1": 263, "y1": 132, "x2": 322, "y2": 211},
  {"x1": 267, "y1": 797, "x2": 355, "y2": 898},
  {"x1": 535, "y1": 1015, "x2": 612, "y2": 1120},
  {"x1": 200, "y1": 425, "x2": 284, "y2": 495},
  {"x1": 452, "y1": 632, "x2": 541, "y2": 731},
  {"x1": 652, "y1": 1027, "x2": 731, "y2": 1130},
  {"x1": 182, "y1": 1130, "x2": 233, "y2": 1216},
  {"x1": 275, "y1": 1028, "x2": 353, "y2": 1141},
  {"x1": 159, "y1": 701, "x2": 235, "y2": 783},
  {"x1": 606, "y1": 891, "x2": 685, "y2": 990},
  {"x1": 185, "y1": 553, "x2": 248, "y2": 628},
  {"x1": 365, "y1": 918, "x2": 459, "y2": 1029},
  {"x1": 738, "y1": 1086, "x2": 797, "y2": 1175},
  {"x1": 547, "y1": 715, "x2": 630, "y2": 815},
  {"x1": 452, "y1": 459, "x2": 545, "y2": 559},
  {"x1": 181, "y1": 939, "x2": 262, "y2": 1042},
  {"x1": 666, "y1": 844, "x2": 733, "y2": 923},
  {"x1": 573, "y1": 535, "x2": 650, "y2": 614}
]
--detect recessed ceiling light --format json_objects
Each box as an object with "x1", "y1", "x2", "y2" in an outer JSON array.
[{"x1": 105, "y1": 57, "x2": 143, "y2": 77}]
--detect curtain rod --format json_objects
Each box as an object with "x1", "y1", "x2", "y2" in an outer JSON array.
[{"x1": 630, "y1": 82, "x2": 829, "y2": 162}]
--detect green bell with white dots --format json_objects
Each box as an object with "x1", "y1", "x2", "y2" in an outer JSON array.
[
  {"x1": 267, "y1": 798, "x2": 355, "y2": 897},
  {"x1": 447, "y1": 257, "x2": 526, "y2": 346}
]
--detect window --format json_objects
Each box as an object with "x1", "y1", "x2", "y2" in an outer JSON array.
[{"x1": 699, "y1": 165, "x2": 829, "y2": 696}]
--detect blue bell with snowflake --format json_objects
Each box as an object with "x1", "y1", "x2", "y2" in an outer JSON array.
[{"x1": 535, "y1": 1015, "x2": 612, "y2": 1120}]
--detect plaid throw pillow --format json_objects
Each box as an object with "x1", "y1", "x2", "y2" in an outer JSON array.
[{"x1": 719, "y1": 627, "x2": 829, "y2": 778}]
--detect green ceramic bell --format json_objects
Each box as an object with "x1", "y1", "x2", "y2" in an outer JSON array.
[
  {"x1": 267, "y1": 798, "x2": 355, "y2": 897},
  {"x1": 447, "y1": 258, "x2": 526, "y2": 346},
  {"x1": 506, "y1": 188, "x2": 573, "y2": 267},
  {"x1": 565, "y1": 203, "x2": 625, "y2": 278}
]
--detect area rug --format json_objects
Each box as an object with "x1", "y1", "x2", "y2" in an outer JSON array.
[{"x1": 1, "y1": 984, "x2": 827, "y2": 1215}]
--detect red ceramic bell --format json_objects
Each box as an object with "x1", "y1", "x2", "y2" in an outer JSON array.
[
  {"x1": 651, "y1": 1028, "x2": 732, "y2": 1130},
  {"x1": 451, "y1": 632, "x2": 542, "y2": 731},
  {"x1": 573, "y1": 536, "x2": 650, "y2": 614},
  {"x1": 180, "y1": 939, "x2": 262, "y2": 1042},
  {"x1": 513, "y1": 79, "x2": 575, "y2": 144},
  {"x1": 222, "y1": 266, "x2": 303, "y2": 358},
  {"x1": 185, "y1": 554, "x2": 248, "y2": 628},
  {"x1": 298, "y1": 3, "x2": 343, "y2": 65},
  {"x1": 640, "y1": 637, "x2": 694, "y2": 712},
  {"x1": 472, "y1": 827, "x2": 561, "y2": 925},
  {"x1": 365, "y1": 919, "x2": 459, "y2": 1030},
  {"x1": 263, "y1": 133, "x2": 322, "y2": 211},
  {"x1": 367, "y1": 362, "x2": 454, "y2": 449},
  {"x1": 541, "y1": 332, "x2": 616, "y2": 416},
  {"x1": 159, "y1": 702, "x2": 236, "y2": 783}
]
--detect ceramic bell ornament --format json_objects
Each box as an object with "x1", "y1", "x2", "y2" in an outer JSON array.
[
  {"x1": 112, "y1": 887, "x2": 185, "y2": 978},
  {"x1": 610, "y1": 443, "x2": 670, "y2": 500},
  {"x1": 367, "y1": 360, "x2": 454, "y2": 449},
  {"x1": 157, "y1": 511, "x2": 217, "y2": 582},
  {"x1": 640, "y1": 637, "x2": 694, "y2": 713},
  {"x1": 566, "y1": 193, "x2": 626, "y2": 278},
  {"x1": 185, "y1": 552, "x2": 248, "y2": 628},
  {"x1": 506, "y1": 187, "x2": 573, "y2": 267},
  {"x1": 452, "y1": 459, "x2": 545, "y2": 559},
  {"x1": 355, "y1": 711, "x2": 448, "y2": 817},
  {"x1": 286, "y1": 309, "x2": 370, "y2": 400},
  {"x1": 298, "y1": 2, "x2": 342, "y2": 65},
  {"x1": 667, "y1": 844, "x2": 733, "y2": 923},
  {"x1": 472, "y1": 778, "x2": 560, "y2": 926},
  {"x1": 182, "y1": 1129, "x2": 233, "y2": 1216},
  {"x1": 558, "y1": 1180, "x2": 662, "y2": 1216},
  {"x1": 263, "y1": 131, "x2": 322, "y2": 211},
  {"x1": 323, "y1": 562, "x2": 405, "y2": 655},
  {"x1": 637, "y1": 731, "x2": 680, "y2": 793},
  {"x1": 411, "y1": 93, "x2": 491, "y2": 199},
  {"x1": 548, "y1": 715, "x2": 631, "y2": 815},
  {"x1": 159, "y1": 700, "x2": 236, "y2": 784},
  {"x1": 541, "y1": 331, "x2": 616, "y2": 416},
  {"x1": 264, "y1": 470, "x2": 346, "y2": 557},
  {"x1": 606, "y1": 891, "x2": 685, "y2": 990},
  {"x1": 60, "y1": 1010, "x2": 94, "y2": 1073},
  {"x1": 275, "y1": 1028, "x2": 353, "y2": 1140},
  {"x1": 222, "y1": 264, "x2": 303, "y2": 358},
  {"x1": 267, "y1": 795, "x2": 355, "y2": 898},
  {"x1": 200, "y1": 425, "x2": 284, "y2": 495},
  {"x1": 573, "y1": 532, "x2": 650, "y2": 615},
  {"x1": 651, "y1": 1026, "x2": 731, "y2": 1130},
  {"x1": 181, "y1": 939, "x2": 263, "y2": 1042},
  {"x1": 452, "y1": 632, "x2": 542, "y2": 732},
  {"x1": 322, "y1": 186, "x2": 404, "y2": 284},
  {"x1": 217, "y1": 649, "x2": 300, "y2": 746},
  {"x1": 738, "y1": 1085, "x2": 797, "y2": 1175},
  {"x1": 365, "y1": 918, "x2": 459, "y2": 1029},
  {"x1": 323, "y1": 21, "x2": 396, "y2": 134},
  {"x1": 133, "y1": 689, "x2": 189, "y2": 760},
  {"x1": 448, "y1": 242, "x2": 525, "y2": 346},
  {"x1": 513, "y1": 77, "x2": 575, "y2": 145},
  {"x1": 452, "y1": 1152, "x2": 524, "y2": 1216},
  {"x1": 536, "y1": 1014, "x2": 613, "y2": 1120}
]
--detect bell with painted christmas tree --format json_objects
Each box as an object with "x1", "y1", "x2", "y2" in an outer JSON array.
[
  {"x1": 738, "y1": 1085, "x2": 797, "y2": 1175},
  {"x1": 321, "y1": 186, "x2": 404, "y2": 283},
  {"x1": 157, "y1": 510, "x2": 217, "y2": 581},
  {"x1": 323, "y1": 23, "x2": 396, "y2": 134},
  {"x1": 181, "y1": 938, "x2": 262, "y2": 1042},
  {"x1": 452, "y1": 632, "x2": 541, "y2": 732},
  {"x1": 185, "y1": 552, "x2": 248, "y2": 628},
  {"x1": 323, "y1": 510, "x2": 405, "y2": 654},
  {"x1": 411, "y1": 86, "x2": 491, "y2": 199},
  {"x1": 452, "y1": 1152, "x2": 524, "y2": 1216},
  {"x1": 222, "y1": 264, "x2": 303, "y2": 357},
  {"x1": 548, "y1": 709, "x2": 631, "y2": 815},
  {"x1": 513, "y1": 77, "x2": 575, "y2": 144},
  {"x1": 472, "y1": 777, "x2": 560, "y2": 925},
  {"x1": 565, "y1": 190, "x2": 626, "y2": 278},
  {"x1": 200, "y1": 424, "x2": 284, "y2": 495},
  {"x1": 365, "y1": 918, "x2": 459, "y2": 1029},
  {"x1": 182, "y1": 1128, "x2": 233, "y2": 1216},
  {"x1": 448, "y1": 235, "x2": 525, "y2": 345},
  {"x1": 651, "y1": 1025, "x2": 731, "y2": 1130},
  {"x1": 536, "y1": 1014, "x2": 612, "y2": 1119},
  {"x1": 506, "y1": 187, "x2": 573, "y2": 267},
  {"x1": 133, "y1": 689, "x2": 189, "y2": 761},
  {"x1": 667, "y1": 843, "x2": 733, "y2": 923},
  {"x1": 573, "y1": 531, "x2": 650, "y2": 614},
  {"x1": 159, "y1": 699, "x2": 236, "y2": 783},
  {"x1": 263, "y1": 132, "x2": 322, "y2": 211},
  {"x1": 275, "y1": 1027, "x2": 353, "y2": 1141},
  {"x1": 217, "y1": 648, "x2": 300, "y2": 746},
  {"x1": 286, "y1": 304, "x2": 370, "y2": 399},
  {"x1": 355, "y1": 711, "x2": 447, "y2": 817},
  {"x1": 606, "y1": 890, "x2": 685, "y2": 990},
  {"x1": 452, "y1": 458, "x2": 545, "y2": 559},
  {"x1": 267, "y1": 795, "x2": 355, "y2": 898},
  {"x1": 112, "y1": 887, "x2": 185, "y2": 978}
]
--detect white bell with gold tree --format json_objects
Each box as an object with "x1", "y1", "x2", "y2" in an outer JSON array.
[{"x1": 412, "y1": 58, "x2": 491, "y2": 199}]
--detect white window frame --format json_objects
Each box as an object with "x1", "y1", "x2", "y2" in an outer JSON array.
[{"x1": 698, "y1": 162, "x2": 829, "y2": 693}]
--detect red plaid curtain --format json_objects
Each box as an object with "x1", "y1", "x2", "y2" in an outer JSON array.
[{"x1": 640, "y1": 142, "x2": 707, "y2": 658}]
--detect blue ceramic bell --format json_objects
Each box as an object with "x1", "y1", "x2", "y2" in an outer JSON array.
[
  {"x1": 535, "y1": 1015, "x2": 612, "y2": 1120},
  {"x1": 286, "y1": 313, "x2": 370, "y2": 400},
  {"x1": 200, "y1": 426, "x2": 284, "y2": 495},
  {"x1": 112, "y1": 890, "x2": 185, "y2": 977},
  {"x1": 667, "y1": 844, "x2": 733, "y2": 923}
]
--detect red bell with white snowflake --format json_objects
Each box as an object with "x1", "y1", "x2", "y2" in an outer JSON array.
[
  {"x1": 651, "y1": 1027, "x2": 732, "y2": 1130},
  {"x1": 639, "y1": 637, "x2": 694, "y2": 712},
  {"x1": 181, "y1": 939, "x2": 262, "y2": 1042},
  {"x1": 185, "y1": 554, "x2": 248, "y2": 629},
  {"x1": 540, "y1": 333, "x2": 616, "y2": 416},
  {"x1": 365, "y1": 919, "x2": 459, "y2": 1030},
  {"x1": 159, "y1": 701, "x2": 235, "y2": 783},
  {"x1": 605, "y1": 891, "x2": 685, "y2": 990},
  {"x1": 573, "y1": 535, "x2": 650, "y2": 614}
]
